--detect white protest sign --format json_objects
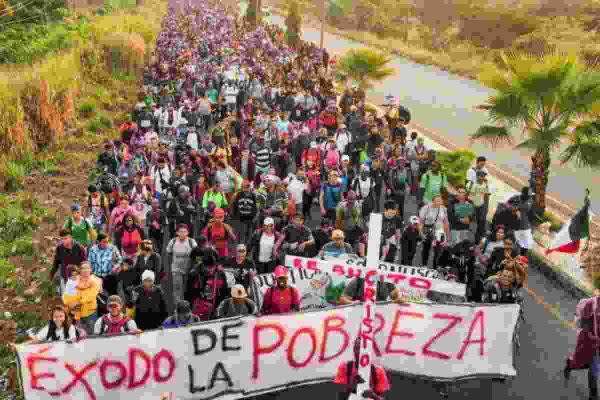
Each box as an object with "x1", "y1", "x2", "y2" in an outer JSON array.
[
  {"x1": 16, "y1": 302, "x2": 518, "y2": 400},
  {"x1": 284, "y1": 256, "x2": 467, "y2": 298}
]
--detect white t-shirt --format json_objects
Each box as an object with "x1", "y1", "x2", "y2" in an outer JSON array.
[
  {"x1": 258, "y1": 233, "x2": 276, "y2": 263},
  {"x1": 287, "y1": 178, "x2": 305, "y2": 204},
  {"x1": 419, "y1": 204, "x2": 448, "y2": 233},
  {"x1": 35, "y1": 324, "x2": 77, "y2": 342}
]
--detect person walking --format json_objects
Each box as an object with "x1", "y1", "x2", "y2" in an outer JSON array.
[
  {"x1": 216, "y1": 285, "x2": 258, "y2": 318},
  {"x1": 260, "y1": 266, "x2": 301, "y2": 315},
  {"x1": 94, "y1": 295, "x2": 141, "y2": 336}
]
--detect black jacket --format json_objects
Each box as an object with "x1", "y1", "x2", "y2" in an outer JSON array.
[
  {"x1": 131, "y1": 285, "x2": 168, "y2": 330},
  {"x1": 225, "y1": 257, "x2": 257, "y2": 289},
  {"x1": 134, "y1": 253, "x2": 162, "y2": 277},
  {"x1": 233, "y1": 191, "x2": 258, "y2": 220}
]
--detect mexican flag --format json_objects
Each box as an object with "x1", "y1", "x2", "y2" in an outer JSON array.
[{"x1": 545, "y1": 197, "x2": 590, "y2": 255}]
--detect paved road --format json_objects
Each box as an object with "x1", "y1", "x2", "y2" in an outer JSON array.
[
  {"x1": 265, "y1": 14, "x2": 598, "y2": 212},
  {"x1": 246, "y1": 191, "x2": 589, "y2": 400}
]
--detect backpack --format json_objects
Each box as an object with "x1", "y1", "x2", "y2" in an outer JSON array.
[
  {"x1": 344, "y1": 361, "x2": 378, "y2": 395},
  {"x1": 100, "y1": 315, "x2": 131, "y2": 335},
  {"x1": 66, "y1": 217, "x2": 90, "y2": 233},
  {"x1": 45, "y1": 320, "x2": 80, "y2": 341},
  {"x1": 224, "y1": 298, "x2": 251, "y2": 316}
]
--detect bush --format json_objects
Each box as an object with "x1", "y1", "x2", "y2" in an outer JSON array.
[
  {"x1": 0, "y1": 259, "x2": 16, "y2": 289},
  {"x1": 538, "y1": 210, "x2": 563, "y2": 232},
  {"x1": 6, "y1": 161, "x2": 26, "y2": 192},
  {"x1": 436, "y1": 148, "x2": 477, "y2": 187},
  {"x1": 87, "y1": 118, "x2": 103, "y2": 133},
  {"x1": 78, "y1": 102, "x2": 96, "y2": 115}
]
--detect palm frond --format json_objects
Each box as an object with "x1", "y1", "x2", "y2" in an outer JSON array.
[
  {"x1": 470, "y1": 125, "x2": 513, "y2": 148},
  {"x1": 485, "y1": 91, "x2": 530, "y2": 125},
  {"x1": 559, "y1": 120, "x2": 600, "y2": 167}
]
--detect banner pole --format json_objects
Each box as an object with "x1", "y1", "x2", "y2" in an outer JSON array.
[{"x1": 350, "y1": 213, "x2": 383, "y2": 400}]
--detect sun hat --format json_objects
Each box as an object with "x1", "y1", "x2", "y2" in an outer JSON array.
[{"x1": 231, "y1": 284, "x2": 248, "y2": 299}]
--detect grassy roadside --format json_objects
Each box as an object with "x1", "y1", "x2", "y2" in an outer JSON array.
[{"x1": 0, "y1": 2, "x2": 167, "y2": 397}]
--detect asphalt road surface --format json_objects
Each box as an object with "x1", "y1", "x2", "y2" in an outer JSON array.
[{"x1": 240, "y1": 190, "x2": 589, "y2": 400}]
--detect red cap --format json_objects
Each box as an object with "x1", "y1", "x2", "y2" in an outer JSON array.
[{"x1": 214, "y1": 208, "x2": 225, "y2": 217}]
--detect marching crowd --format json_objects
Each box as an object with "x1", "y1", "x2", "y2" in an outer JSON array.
[
  {"x1": 7, "y1": 0, "x2": 554, "y2": 398},
  {"x1": 19, "y1": 0, "x2": 539, "y2": 342}
]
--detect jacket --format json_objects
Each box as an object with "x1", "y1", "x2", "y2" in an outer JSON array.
[
  {"x1": 131, "y1": 285, "x2": 168, "y2": 330},
  {"x1": 233, "y1": 191, "x2": 258, "y2": 220},
  {"x1": 66, "y1": 276, "x2": 102, "y2": 319},
  {"x1": 568, "y1": 297, "x2": 600, "y2": 369}
]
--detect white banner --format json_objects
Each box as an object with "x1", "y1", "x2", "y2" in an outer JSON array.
[
  {"x1": 17, "y1": 303, "x2": 518, "y2": 400},
  {"x1": 284, "y1": 255, "x2": 467, "y2": 298}
]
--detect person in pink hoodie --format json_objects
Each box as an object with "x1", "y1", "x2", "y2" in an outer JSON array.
[{"x1": 564, "y1": 281, "x2": 600, "y2": 400}]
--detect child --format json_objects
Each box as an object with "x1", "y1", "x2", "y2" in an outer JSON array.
[{"x1": 62, "y1": 265, "x2": 81, "y2": 325}]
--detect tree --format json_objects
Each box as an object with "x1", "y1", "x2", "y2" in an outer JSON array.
[
  {"x1": 471, "y1": 52, "x2": 600, "y2": 215},
  {"x1": 246, "y1": 0, "x2": 261, "y2": 27},
  {"x1": 282, "y1": 0, "x2": 306, "y2": 49},
  {"x1": 336, "y1": 48, "x2": 394, "y2": 90}
]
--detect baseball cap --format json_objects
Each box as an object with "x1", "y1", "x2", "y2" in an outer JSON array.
[
  {"x1": 264, "y1": 217, "x2": 274, "y2": 225},
  {"x1": 409, "y1": 216, "x2": 419, "y2": 224},
  {"x1": 231, "y1": 284, "x2": 248, "y2": 299},
  {"x1": 342, "y1": 155, "x2": 350, "y2": 162},
  {"x1": 274, "y1": 266, "x2": 288, "y2": 278},
  {"x1": 107, "y1": 295, "x2": 122, "y2": 306},
  {"x1": 214, "y1": 208, "x2": 225, "y2": 217},
  {"x1": 71, "y1": 204, "x2": 81, "y2": 212}
]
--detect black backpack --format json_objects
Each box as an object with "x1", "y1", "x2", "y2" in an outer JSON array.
[{"x1": 45, "y1": 320, "x2": 80, "y2": 342}]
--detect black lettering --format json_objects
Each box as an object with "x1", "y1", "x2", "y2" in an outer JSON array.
[
  {"x1": 188, "y1": 365, "x2": 206, "y2": 393},
  {"x1": 191, "y1": 329, "x2": 217, "y2": 356},
  {"x1": 222, "y1": 322, "x2": 242, "y2": 352},
  {"x1": 356, "y1": 258, "x2": 366, "y2": 267},
  {"x1": 208, "y1": 362, "x2": 234, "y2": 390},
  {"x1": 289, "y1": 268, "x2": 297, "y2": 284}
]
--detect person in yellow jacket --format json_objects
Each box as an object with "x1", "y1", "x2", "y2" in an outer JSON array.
[{"x1": 63, "y1": 261, "x2": 103, "y2": 335}]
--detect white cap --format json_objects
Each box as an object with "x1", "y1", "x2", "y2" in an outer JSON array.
[
  {"x1": 409, "y1": 216, "x2": 419, "y2": 224},
  {"x1": 264, "y1": 217, "x2": 274, "y2": 225},
  {"x1": 342, "y1": 155, "x2": 350, "y2": 162},
  {"x1": 141, "y1": 270, "x2": 155, "y2": 282}
]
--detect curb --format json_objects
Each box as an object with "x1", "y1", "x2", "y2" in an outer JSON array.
[{"x1": 528, "y1": 251, "x2": 591, "y2": 299}]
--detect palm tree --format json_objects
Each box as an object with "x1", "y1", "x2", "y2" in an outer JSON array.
[
  {"x1": 336, "y1": 48, "x2": 394, "y2": 90},
  {"x1": 471, "y1": 52, "x2": 600, "y2": 215},
  {"x1": 246, "y1": 0, "x2": 261, "y2": 27},
  {"x1": 282, "y1": 0, "x2": 304, "y2": 48}
]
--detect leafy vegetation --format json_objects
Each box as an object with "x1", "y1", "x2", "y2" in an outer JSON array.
[
  {"x1": 471, "y1": 53, "x2": 600, "y2": 213},
  {"x1": 436, "y1": 148, "x2": 477, "y2": 187},
  {"x1": 336, "y1": 48, "x2": 394, "y2": 90},
  {"x1": 537, "y1": 210, "x2": 564, "y2": 232},
  {"x1": 0, "y1": 195, "x2": 46, "y2": 258}
]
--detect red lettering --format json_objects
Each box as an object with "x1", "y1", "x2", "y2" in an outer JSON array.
[
  {"x1": 292, "y1": 258, "x2": 303, "y2": 270},
  {"x1": 26, "y1": 346, "x2": 57, "y2": 391},
  {"x1": 456, "y1": 310, "x2": 486, "y2": 359},
  {"x1": 359, "y1": 354, "x2": 370, "y2": 367},
  {"x1": 127, "y1": 348, "x2": 151, "y2": 390},
  {"x1": 422, "y1": 314, "x2": 463, "y2": 360},
  {"x1": 99, "y1": 360, "x2": 127, "y2": 390},
  {"x1": 252, "y1": 324, "x2": 285, "y2": 379},
  {"x1": 362, "y1": 317, "x2": 374, "y2": 334},
  {"x1": 385, "y1": 310, "x2": 425, "y2": 356},
  {"x1": 332, "y1": 265, "x2": 345, "y2": 276},
  {"x1": 152, "y1": 349, "x2": 176, "y2": 383},
  {"x1": 347, "y1": 267, "x2": 362, "y2": 279},
  {"x1": 361, "y1": 313, "x2": 386, "y2": 357},
  {"x1": 365, "y1": 270, "x2": 378, "y2": 285},
  {"x1": 306, "y1": 259, "x2": 319, "y2": 272},
  {"x1": 409, "y1": 277, "x2": 431, "y2": 290},
  {"x1": 62, "y1": 361, "x2": 98, "y2": 400},
  {"x1": 386, "y1": 273, "x2": 407, "y2": 284},
  {"x1": 319, "y1": 316, "x2": 350, "y2": 363},
  {"x1": 365, "y1": 287, "x2": 376, "y2": 303},
  {"x1": 287, "y1": 328, "x2": 317, "y2": 368}
]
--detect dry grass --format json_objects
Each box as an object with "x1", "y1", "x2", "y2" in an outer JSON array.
[{"x1": 0, "y1": 0, "x2": 167, "y2": 164}]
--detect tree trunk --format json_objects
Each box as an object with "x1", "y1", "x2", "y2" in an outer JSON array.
[
  {"x1": 136, "y1": 0, "x2": 144, "y2": 6},
  {"x1": 531, "y1": 151, "x2": 547, "y2": 217}
]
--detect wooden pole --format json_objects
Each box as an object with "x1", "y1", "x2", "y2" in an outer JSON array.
[{"x1": 319, "y1": 0, "x2": 326, "y2": 49}]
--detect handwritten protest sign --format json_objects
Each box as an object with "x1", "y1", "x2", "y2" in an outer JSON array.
[
  {"x1": 283, "y1": 255, "x2": 467, "y2": 298},
  {"x1": 16, "y1": 302, "x2": 518, "y2": 400}
]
